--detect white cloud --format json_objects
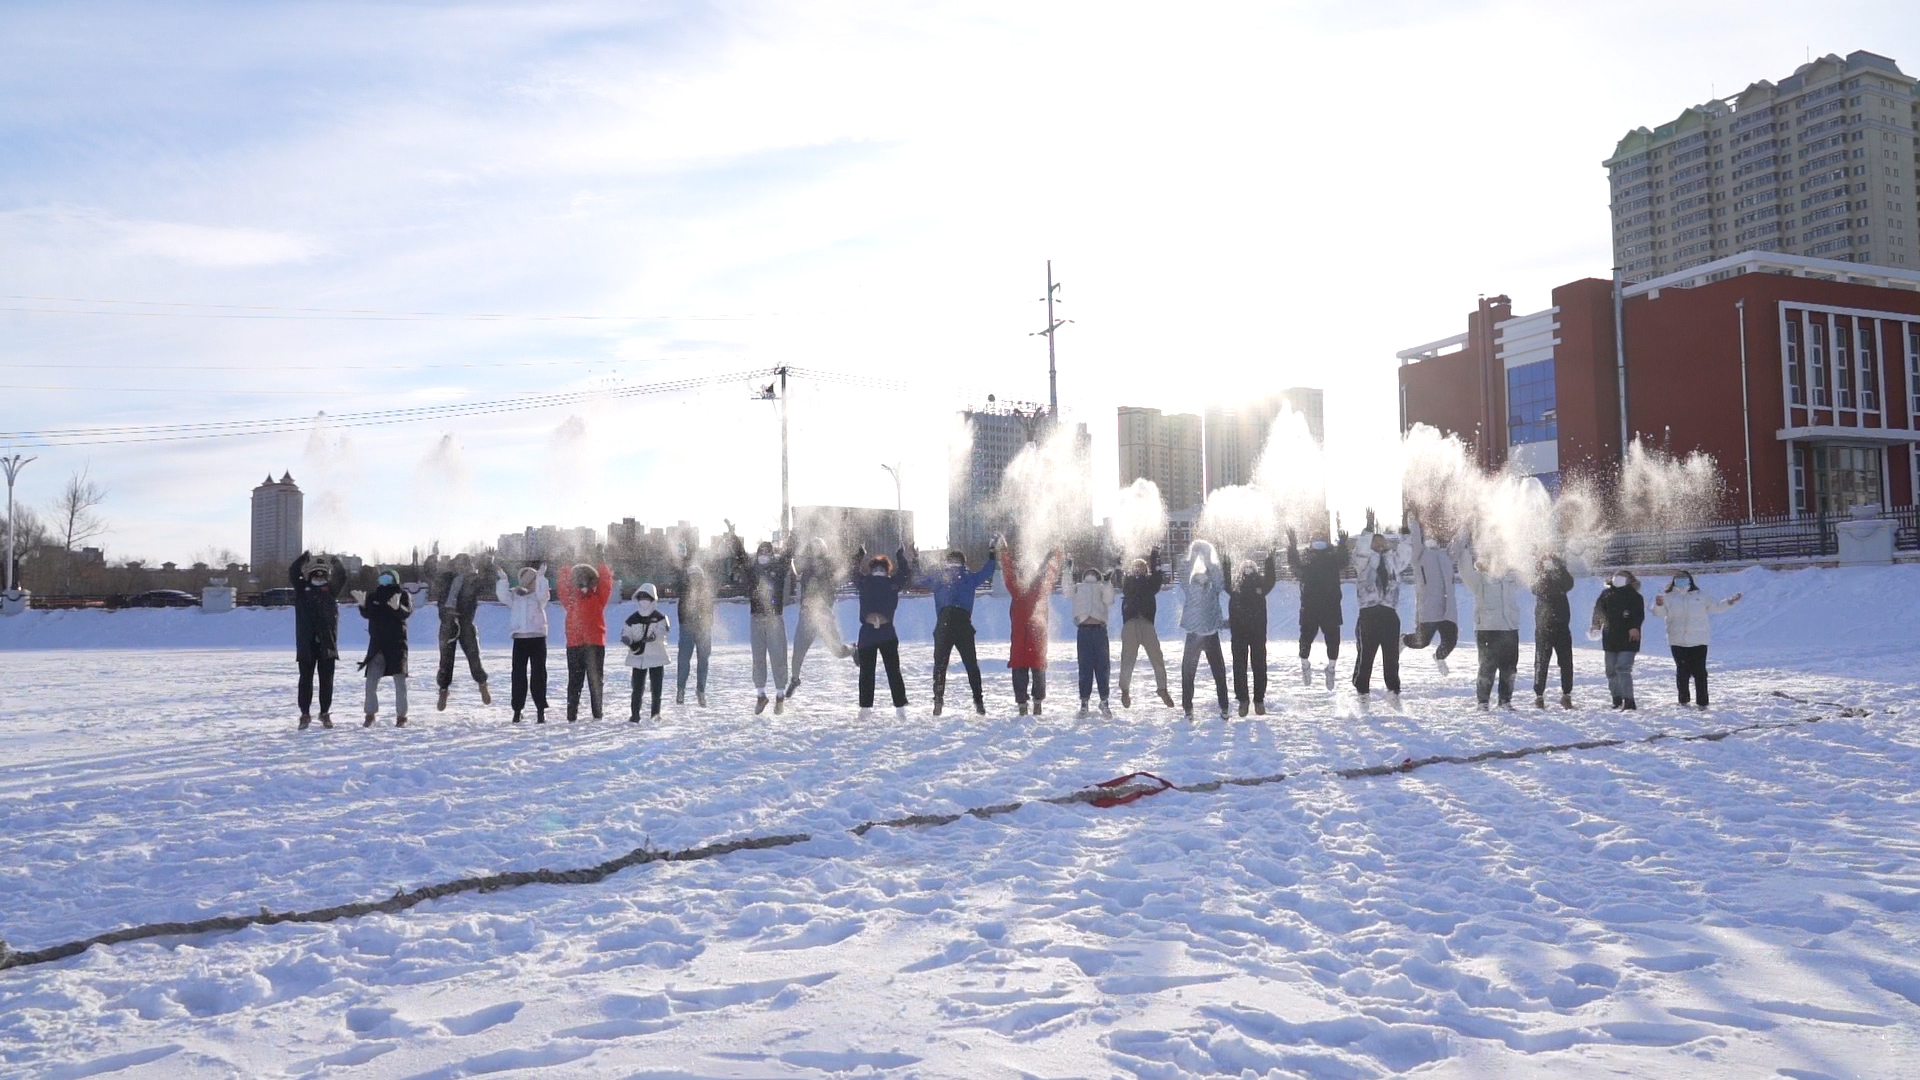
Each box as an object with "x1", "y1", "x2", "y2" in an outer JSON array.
[{"x1": 121, "y1": 220, "x2": 319, "y2": 268}]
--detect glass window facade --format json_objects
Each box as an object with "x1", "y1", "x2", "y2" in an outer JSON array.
[
  {"x1": 1506, "y1": 360, "x2": 1557, "y2": 445},
  {"x1": 1813, "y1": 444, "x2": 1884, "y2": 515}
]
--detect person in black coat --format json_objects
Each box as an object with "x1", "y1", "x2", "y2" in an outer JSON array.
[
  {"x1": 1117, "y1": 548, "x2": 1175, "y2": 709},
  {"x1": 289, "y1": 551, "x2": 348, "y2": 729},
  {"x1": 1532, "y1": 552, "x2": 1577, "y2": 708},
  {"x1": 1222, "y1": 550, "x2": 1278, "y2": 716},
  {"x1": 1287, "y1": 528, "x2": 1349, "y2": 689},
  {"x1": 674, "y1": 547, "x2": 716, "y2": 707},
  {"x1": 1590, "y1": 570, "x2": 1645, "y2": 709},
  {"x1": 853, "y1": 548, "x2": 913, "y2": 716},
  {"x1": 354, "y1": 569, "x2": 413, "y2": 727}
]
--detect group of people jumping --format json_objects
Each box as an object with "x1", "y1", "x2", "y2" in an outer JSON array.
[{"x1": 284, "y1": 510, "x2": 1743, "y2": 729}]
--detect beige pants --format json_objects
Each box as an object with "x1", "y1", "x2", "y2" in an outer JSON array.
[{"x1": 1118, "y1": 618, "x2": 1168, "y2": 695}]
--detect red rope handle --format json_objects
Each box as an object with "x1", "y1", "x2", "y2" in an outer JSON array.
[{"x1": 1089, "y1": 771, "x2": 1175, "y2": 807}]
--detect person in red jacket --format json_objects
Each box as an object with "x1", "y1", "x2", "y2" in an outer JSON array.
[
  {"x1": 557, "y1": 561, "x2": 613, "y2": 721},
  {"x1": 998, "y1": 533, "x2": 1063, "y2": 716}
]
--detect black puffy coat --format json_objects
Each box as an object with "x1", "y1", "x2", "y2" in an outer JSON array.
[
  {"x1": 1287, "y1": 539, "x2": 1347, "y2": 625},
  {"x1": 1533, "y1": 558, "x2": 1576, "y2": 635},
  {"x1": 1592, "y1": 585, "x2": 1645, "y2": 653},
  {"x1": 358, "y1": 582, "x2": 413, "y2": 675},
  {"x1": 1224, "y1": 552, "x2": 1277, "y2": 635},
  {"x1": 289, "y1": 552, "x2": 347, "y2": 662},
  {"x1": 1120, "y1": 560, "x2": 1164, "y2": 623}
]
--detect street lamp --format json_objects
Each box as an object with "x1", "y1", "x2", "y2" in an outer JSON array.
[
  {"x1": 3, "y1": 453, "x2": 36, "y2": 596},
  {"x1": 880, "y1": 463, "x2": 903, "y2": 549}
]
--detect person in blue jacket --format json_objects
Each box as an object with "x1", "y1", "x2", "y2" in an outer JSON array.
[
  {"x1": 854, "y1": 547, "x2": 914, "y2": 718},
  {"x1": 919, "y1": 541, "x2": 998, "y2": 716}
]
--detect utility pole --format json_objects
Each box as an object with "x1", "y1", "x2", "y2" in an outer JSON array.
[
  {"x1": 756, "y1": 368, "x2": 792, "y2": 540},
  {"x1": 3, "y1": 453, "x2": 35, "y2": 593},
  {"x1": 1031, "y1": 261, "x2": 1070, "y2": 423},
  {"x1": 881, "y1": 463, "x2": 903, "y2": 548}
]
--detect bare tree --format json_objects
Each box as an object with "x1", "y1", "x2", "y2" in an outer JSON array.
[{"x1": 49, "y1": 466, "x2": 109, "y2": 553}]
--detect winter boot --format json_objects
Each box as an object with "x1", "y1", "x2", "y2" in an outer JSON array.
[
  {"x1": 1386, "y1": 692, "x2": 1401, "y2": 710},
  {"x1": 676, "y1": 689, "x2": 685, "y2": 705},
  {"x1": 629, "y1": 712, "x2": 640, "y2": 723},
  {"x1": 479, "y1": 681, "x2": 492, "y2": 705},
  {"x1": 1611, "y1": 695, "x2": 1623, "y2": 709},
  {"x1": 298, "y1": 712, "x2": 312, "y2": 730},
  {"x1": 1100, "y1": 699, "x2": 1112, "y2": 719},
  {"x1": 512, "y1": 710, "x2": 523, "y2": 723},
  {"x1": 567, "y1": 704, "x2": 578, "y2": 723},
  {"x1": 1535, "y1": 693, "x2": 1546, "y2": 709},
  {"x1": 1434, "y1": 656, "x2": 1449, "y2": 677},
  {"x1": 1032, "y1": 700, "x2": 1043, "y2": 716},
  {"x1": 697, "y1": 691, "x2": 708, "y2": 707},
  {"x1": 1018, "y1": 701, "x2": 1030, "y2": 717},
  {"x1": 364, "y1": 713, "x2": 377, "y2": 727},
  {"x1": 973, "y1": 693, "x2": 987, "y2": 715},
  {"x1": 395, "y1": 715, "x2": 408, "y2": 728},
  {"x1": 1078, "y1": 697, "x2": 1090, "y2": 718},
  {"x1": 932, "y1": 697, "x2": 944, "y2": 717},
  {"x1": 1158, "y1": 688, "x2": 1175, "y2": 708},
  {"x1": 1623, "y1": 698, "x2": 1637, "y2": 711},
  {"x1": 1300, "y1": 658, "x2": 1312, "y2": 686},
  {"x1": 1237, "y1": 700, "x2": 1249, "y2": 718},
  {"x1": 1120, "y1": 685, "x2": 1131, "y2": 708},
  {"x1": 1253, "y1": 700, "x2": 1266, "y2": 716},
  {"x1": 536, "y1": 710, "x2": 547, "y2": 724},
  {"x1": 785, "y1": 677, "x2": 801, "y2": 698},
  {"x1": 1560, "y1": 693, "x2": 1573, "y2": 709},
  {"x1": 773, "y1": 695, "x2": 785, "y2": 716},
  {"x1": 319, "y1": 713, "x2": 332, "y2": 729},
  {"x1": 893, "y1": 706, "x2": 907, "y2": 720},
  {"x1": 1323, "y1": 663, "x2": 1336, "y2": 691},
  {"x1": 755, "y1": 694, "x2": 770, "y2": 715},
  {"x1": 437, "y1": 687, "x2": 449, "y2": 712}
]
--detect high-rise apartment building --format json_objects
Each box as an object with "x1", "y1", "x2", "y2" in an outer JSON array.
[
  {"x1": 1608, "y1": 50, "x2": 1920, "y2": 281},
  {"x1": 249, "y1": 472, "x2": 303, "y2": 572},
  {"x1": 946, "y1": 402, "x2": 1091, "y2": 561},
  {"x1": 1117, "y1": 407, "x2": 1204, "y2": 512},
  {"x1": 1203, "y1": 387, "x2": 1325, "y2": 493}
]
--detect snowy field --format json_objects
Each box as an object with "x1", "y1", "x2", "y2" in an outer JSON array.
[{"x1": 4, "y1": 565, "x2": 1920, "y2": 1079}]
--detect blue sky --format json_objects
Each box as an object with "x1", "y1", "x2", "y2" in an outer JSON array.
[{"x1": 2, "y1": 1, "x2": 1917, "y2": 562}]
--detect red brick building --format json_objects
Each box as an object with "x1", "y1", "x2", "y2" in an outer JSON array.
[{"x1": 1399, "y1": 252, "x2": 1920, "y2": 517}]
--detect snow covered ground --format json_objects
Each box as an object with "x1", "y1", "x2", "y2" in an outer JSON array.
[{"x1": 3, "y1": 564, "x2": 1920, "y2": 1078}]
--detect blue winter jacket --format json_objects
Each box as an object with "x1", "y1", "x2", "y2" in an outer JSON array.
[
  {"x1": 921, "y1": 558, "x2": 997, "y2": 616},
  {"x1": 855, "y1": 553, "x2": 915, "y2": 648}
]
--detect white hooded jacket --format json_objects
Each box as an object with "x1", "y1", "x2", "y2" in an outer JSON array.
[
  {"x1": 1072, "y1": 576, "x2": 1115, "y2": 626},
  {"x1": 1455, "y1": 548, "x2": 1524, "y2": 633},
  {"x1": 621, "y1": 586, "x2": 673, "y2": 669},
  {"x1": 497, "y1": 569, "x2": 550, "y2": 638},
  {"x1": 1650, "y1": 586, "x2": 1734, "y2": 648},
  {"x1": 1406, "y1": 516, "x2": 1458, "y2": 624}
]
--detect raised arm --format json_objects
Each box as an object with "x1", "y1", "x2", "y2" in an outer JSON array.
[
  {"x1": 288, "y1": 551, "x2": 310, "y2": 587},
  {"x1": 533, "y1": 565, "x2": 550, "y2": 603},
  {"x1": 594, "y1": 561, "x2": 614, "y2": 602},
  {"x1": 1406, "y1": 511, "x2": 1425, "y2": 550},
  {"x1": 494, "y1": 569, "x2": 512, "y2": 604}
]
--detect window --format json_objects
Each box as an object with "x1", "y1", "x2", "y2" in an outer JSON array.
[
  {"x1": 1786, "y1": 319, "x2": 1805, "y2": 405},
  {"x1": 1812, "y1": 444, "x2": 1884, "y2": 515},
  {"x1": 1809, "y1": 319, "x2": 1829, "y2": 407},
  {"x1": 1858, "y1": 320, "x2": 1879, "y2": 412},
  {"x1": 1835, "y1": 323, "x2": 1854, "y2": 409},
  {"x1": 1506, "y1": 360, "x2": 1558, "y2": 445},
  {"x1": 1909, "y1": 324, "x2": 1920, "y2": 421},
  {"x1": 1791, "y1": 444, "x2": 1810, "y2": 516}
]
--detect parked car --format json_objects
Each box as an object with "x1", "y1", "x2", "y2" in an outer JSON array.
[
  {"x1": 250, "y1": 587, "x2": 297, "y2": 608},
  {"x1": 126, "y1": 589, "x2": 200, "y2": 608}
]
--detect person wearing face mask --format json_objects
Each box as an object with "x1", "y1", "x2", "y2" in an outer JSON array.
[
  {"x1": 1400, "y1": 512, "x2": 1458, "y2": 677},
  {"x1": 1179, "y1": 539, "x2": 1231, "y2": 719},
  {"x1": 1349, "y1": 510, "x2": 1413, "y2": 703},
  {"x1": 1590, "y1": 570, "x2": 1644, "y2": 709},
  {"x1": 1000, "y1": 534, "x2": 1064, "y2": 716},
  {"x1": 289, "y1": 550, "x2": 349, "y2": 729},
  {"x1": 1531, "y1": 551, "x2": 1578, "y2": 709},
  {"x1": 729, "y1": 523, "x2": 794, "y2": 716},
  {"x1": 621, "y1": 583, "x2": 672, "y2": 720},
  {"x1": 788, "y1": 536, "x2": 855, "y2": 698},
  {"x1": 674, "y1": 547, "x2": 716, "y2": 707},
  {"x1": 1287, "y1": 526, "x2": 1348, "y2": 691},
  {"x1": 1070, "y1": 562, "x2": 1118, "y2": 718},
  {"x1": 353, "y1": 567, "x2": 413, "y2": 727},
  {"x1": 1222, "y1": 549, "x2": 1277, "y2": 716},
  {"x1": 918, "y1": 543, "x2": 997, "y2": 716},
  {"x1": 1117, "y1": 547, "x2": 1176, "y2": 709},
  {"x1": 430, "y1": 552, "x2": 492, "y2": 711},
  {"x1": 496, "y1": 563, "x2": 551, "y2": 723},
  {"x1": 1451, "y1": 531, "x2": 1524, "y2": 710},
  {"x1": 1649, "y1": 570, "x2": 1742, "y2": 708},
  {"x1": 557, "y1": 561, "x2": 614, "y2": 722},
  {"x1": 853, "y1": 547, "x2": 914, "y2": 718}
]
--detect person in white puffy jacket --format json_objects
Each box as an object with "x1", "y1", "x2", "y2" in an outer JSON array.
[
  {"x1": 1401, "y1": 512, "x2": 1459, "y2": 676},
  {"x1": 1349, "y1": 510, "x2": 1412, "y2": 701},
  {"x1": 1649, "y1": 570, "x2": 1742, "y2": 708},
  {"x1": 1070, "y1": 566, "x2": 1117, "y2": 717},
  {"x1": 496, "y1": 564, "x2": 550, "y2": 723},
  {"x1": 621, "y1": 582, "x2": 673, "y2": 720},
  {"x1": 1453, "y1": 535, "x2": 1524, "y2": 709}
]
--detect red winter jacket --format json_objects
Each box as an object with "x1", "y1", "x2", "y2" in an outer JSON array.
[
  {"x1": 557, "y1": 562, "x2": 613, "y2": 646},
  {"x1": 1000, "y1": 547, "x2": 1062, "y2": 669}
]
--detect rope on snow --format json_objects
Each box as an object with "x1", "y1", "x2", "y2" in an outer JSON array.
[{"x1": 0, "y1": 703, "x2": 1867, "y2": 973}]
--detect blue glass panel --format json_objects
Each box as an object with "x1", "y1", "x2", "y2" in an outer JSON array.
[{"x1": 1507, "y1": 360, "x2": 1558, "y2": 445}]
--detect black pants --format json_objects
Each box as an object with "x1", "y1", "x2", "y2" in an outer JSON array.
[
  {"x1": 1231, "y1": 630, "x2": 1267, "y2": 705},
  {"x1": 1533, "y1": 626, "x2": 1573, "y2": 696},
  {"x1": 677, "y1": 628, "x2": 710, "y2": 697},
  {"x1": 1672, "y1": 644, "x2": 1710, "y2": 706},
  {"x1": 1352, "y1": 606, "x2": 1401, "y2": 694},
  {"x1": 566, "y1": 643, "x2": 605, "y2": 720},
  {"x1": 858, "y1": 639, "x2": 908, "y2": 708},
  {"x1": 437, "y1": 611, "x2": 487, "y2": 689},
  {"x1": 511, "y1": 636, "x2": 549, "y2": 714},
  {"x1": 1299, "y1": 613, "x2": 1341, "y2": 660},
  {"x1": 630, "y1": 666, "x2": 664, "y2": 717},
  {"x1": 1402, "y1": 619, "x2": 1458, "y2": 659},
  {"x1": 1181, "y1": 632, "x2": 1229, "y2": 712},
  {"x1": 1476, "y1": 629, "x2": 1520, "y2": 705},
  {"x1": 297, "y1": 654, "x2": 335, "y2": 715},
  {"x1": 1012, "y1": 666, "x2": 1047, "y2": 706},
  {"x1": 933, "y1": 607, "x2": 983, "y2": 706}
]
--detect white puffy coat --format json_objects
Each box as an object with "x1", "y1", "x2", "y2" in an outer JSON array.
[
  {"x1": 1072, "y1": 578, "x2": 1115, "y2": 626},
  {"x1": 1406, "y1": 516, "x2": 1458, "y2": 624},
  {"x1": 1456, "y1": 549, "x2": 1523, "y2": 632},
  {"x1": 621, "y1": 609, "x2": 673, "y2": 668},
  {"x1": 1350, "y1": 532, "x2": 1412, "y2": 610},
  {"x1": 1650, "y1": 588, "x2": 1734, "y2": 648},
  {"x1": 497, "y1": 571, "x2": 550, "y2": 638}
]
